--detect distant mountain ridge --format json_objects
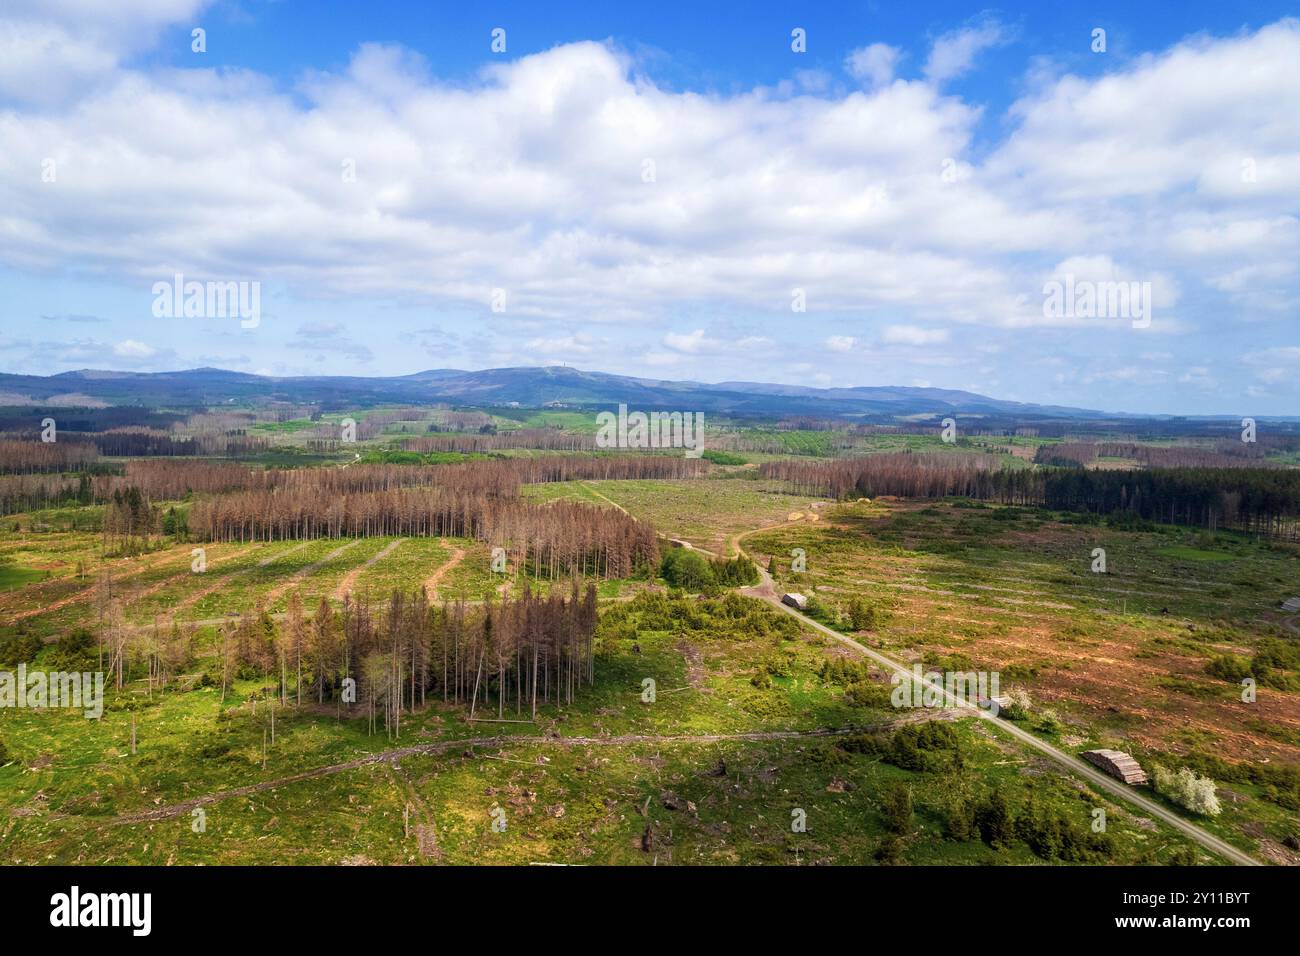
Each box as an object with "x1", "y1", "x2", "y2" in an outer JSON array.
[{"x1": 0, "y1": 365, "x2": 1115, "y2": 420}]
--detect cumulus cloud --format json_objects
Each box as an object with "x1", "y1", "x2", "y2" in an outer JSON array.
[
  {"x1": 0, "y1": 0, "x2": 210, "y2": 105},
  {"x1": 846, "y1": 43, "x2": 901, "y2": 88},
  {"x1": 0, "y1": 9, "x2": 1297, "y2": 412},
  {"x1": 924, "y1": 20, "x2": 1007, "y2": 85},
  {"x1": 113, "y1": 339, "x2": 157, "y2": 358},
  {"x1": 883, "y1": 325, "x2": 949, "y2": 346},
  {"x1": 663, "y1": 329, "x2": 719, "y2": 353},
  {"x1": 2, "y1": 20, "x2": 1297, "y2": 339}
]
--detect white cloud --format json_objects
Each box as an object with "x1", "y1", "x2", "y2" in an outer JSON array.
[
  {"x1": 825, "y1": 335, "x2": 857, "y2": 352},
  {"x1": 846, "y1": 43, "x2": 901, "y2": 88},
  {"x1": 0, "y1": 0, "x2": 210, "y2": 105},
  {"x1": 924, "y1": 20, "x2": 1007, "y2": 85},
  {"x1": 113, "y1": 339, "x2": 156, "y2": 358},
  {"x1": 1, "y1": 22, "x2": 1294, "y2": 340},
  {"x1": 524, "y1": 333, "x2": 598, "y2": 356},
  {"x1": 1179, "y1": 366, "x2": 1216, "y2": 388},
  {"x1": 882, "y1": 325, "x2": 949, "y2": 346},
  {"x1": 0, "y1": 11, "x2": 1296, "y2": 411},
  {"x1": 663, "y1": 329, "x2": 718, "y2": 353}
]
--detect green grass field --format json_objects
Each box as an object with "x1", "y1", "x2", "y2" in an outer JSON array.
[
  {"x1": 0, "y1": 590, "x2": 1210, "y2": 865},
  {"x1": 2, "y1": 473, "x2": 1295, "y2": 865}
]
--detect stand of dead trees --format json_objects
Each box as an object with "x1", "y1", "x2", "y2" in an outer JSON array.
[
  {"x1": 0, "y1": 438, "x2": 98, "y2": 474},
  {"x1": 762, "y1": 452, "x2": 1300, "y2": 540},
  {"x1": 1035, "y1": 440, "x2": 1274, "y2": 469},
  {"x1": 401, "y1": 428, "x2": 595, "y2": 453},
  {"x1": 220, "y1": 583, "x2": 598, "y2": 737},
  {"x1": 189, "y1": 491, "x2": 657, "y2": 577},
  {"x1": 92, "y1": 454, "x2": 703, "y2": 501}
]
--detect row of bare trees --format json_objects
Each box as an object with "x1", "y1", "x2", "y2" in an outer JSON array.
[
  {"x1": 188, "y1": 489, "x2": 658, "y2": 577},
  {"x1": 1035, "y1": 441, "x2": 1275, "y2": 469},
  {"x1": 401, "y1": 428, "x2": 595, "y2": 453},
  {"x1": 91, "y1": 428, "x2": 271, "y2": 458},
  {"x1": 762, "y1": 452, "x2": 1018, "y2": 500},
  {"x1": 0, "y1": 429, "x2": 269, "y2": 468},
  {"x1": 92, "y1": 454, "x2": 703, "y2": 502},
  {"x1": 0, "y1": 439, "x2": 98, "y2": 474},
  {"x1": 0, "y1": 473, "x2": 89, "y2": 514}
]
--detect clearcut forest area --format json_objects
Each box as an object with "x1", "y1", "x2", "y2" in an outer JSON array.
[{"x1": 2, "y1": 384, "x2": 1298, "y2": 866}]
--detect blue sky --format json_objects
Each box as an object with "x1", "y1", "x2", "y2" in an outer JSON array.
[{"x1": 1, "y1": 0, "x2": 1298, "y2": 415}]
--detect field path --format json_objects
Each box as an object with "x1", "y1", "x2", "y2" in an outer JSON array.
[
  {"x1": 579, "y1": 481, "x2": 630, "y2": 515},
  {"x1": 421, "y1": 540, "x2": 466, "y2": 601},
  {"x1": 332, "y1": 538, "x2": 405, "y2": 600}
]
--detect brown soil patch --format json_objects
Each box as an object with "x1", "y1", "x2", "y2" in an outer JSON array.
[{"x1": 421, "y1": 540, "x2": 466, "y2": 600}]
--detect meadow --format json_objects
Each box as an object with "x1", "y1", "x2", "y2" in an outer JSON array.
[
  {"x1": 1, "y1": 590, "x2": 1209, "y2": 865},
  {"x1": 738, "y1": 499, "x2": 1300, "y2": 862},
  {"x1": 2, "y1": 414, "x2": 1297, "y2": 866}
]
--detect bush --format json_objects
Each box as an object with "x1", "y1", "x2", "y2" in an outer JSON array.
[
  {"x1": 701, "y1": 450, "x2": 747, "y2": 466},
  {"x1": 884, "y1": 722, "x2": 962, "y2": 772},
  {"x1": 1170, "y1": 751, "x2": 1299, "y2": 810},
  {"x1": 1205, "y1": 653, "x2": 1253, "y2": 683},
  {"x1": 845, "y1": 680, "x2": 891, "y2": 708},
  {"x1": 802, "y1": 595, "x2": 840, "y2": 627},
  {"x1": 1250, "y1": 640, "x2": 1300, "y2": 691},
  {"x1": 838, "y1": 734, "x2": 886, "y2": 757},
  {"x1": 1001, "y1": 687, "x2": 1033, "y2": 720},
  {"x1": 846, "y1": 597, "x2": 879, "y2": 631},
  {"x1": 1015, "y1": 799, "x2": 1113, "y2": 862},
  {"x1": 659, "y1": 548, "x2": 716, "y2": 592},
  {"x1": 882, "y1": 783, "x2": 913, "y2": 834},
  {"x1": 0, "y1": 633, "x2": 42, "y2": 667},
  {"x1": 944, "y1": 795, "x2": 976, "y2": 842},
  {"x1": 819, "y1": 657, "x2": 875, "y2": 685},
  {"x1": 710, "y1": 555, "x2": 760, "y2": 587},
  {"x1": 47, "y1": 628, "x2": 96, "y2": 669},
  {"x1": 0, "y1": 738, "x2": 9, "y2": 763},
  {"x1": 874, "y1": 835, "x2": 904, "y2": 865},
  {"x1": 976, "y1": 790, "x2": 1015, "y2": 848},
  {"x1": 1153, "y1": 765, "x2": 1222, "y2": 817},
  {"x1": 1105, "y1": 512, "x2": 1158, "y2": 532}
]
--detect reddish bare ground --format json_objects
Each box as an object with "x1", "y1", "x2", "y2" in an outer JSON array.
[{"x1": 420, "y1": 541, "x2": 466, "y2": 601}]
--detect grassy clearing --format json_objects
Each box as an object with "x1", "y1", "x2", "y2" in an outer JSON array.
[
  {"x1": 1156, "y1": 544, "x2": 1237, "y2": 563},
  {"x1": 0, "y1": 592, "x2": 1208, "y2": 865},
  {"x1": 0, "y1": 561, "x2": 49, "y2": 591},
  {"x1": 523, "y1": 477, "x2": 809, "y2": 554},
  {"x1": 742, "y1": 498, "x2": 1300, "y2": 857}
]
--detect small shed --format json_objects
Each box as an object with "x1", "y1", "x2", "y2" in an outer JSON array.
[
  {"x1": 1081, "y1": 749, "x2": 1148, "y2": 785},
  {"x1": 781, "y1": 592, "x2": 809, "y2": 610},
  {"x1": 1281, "y1": 596, "x2": 1300, "y2": 613}
]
